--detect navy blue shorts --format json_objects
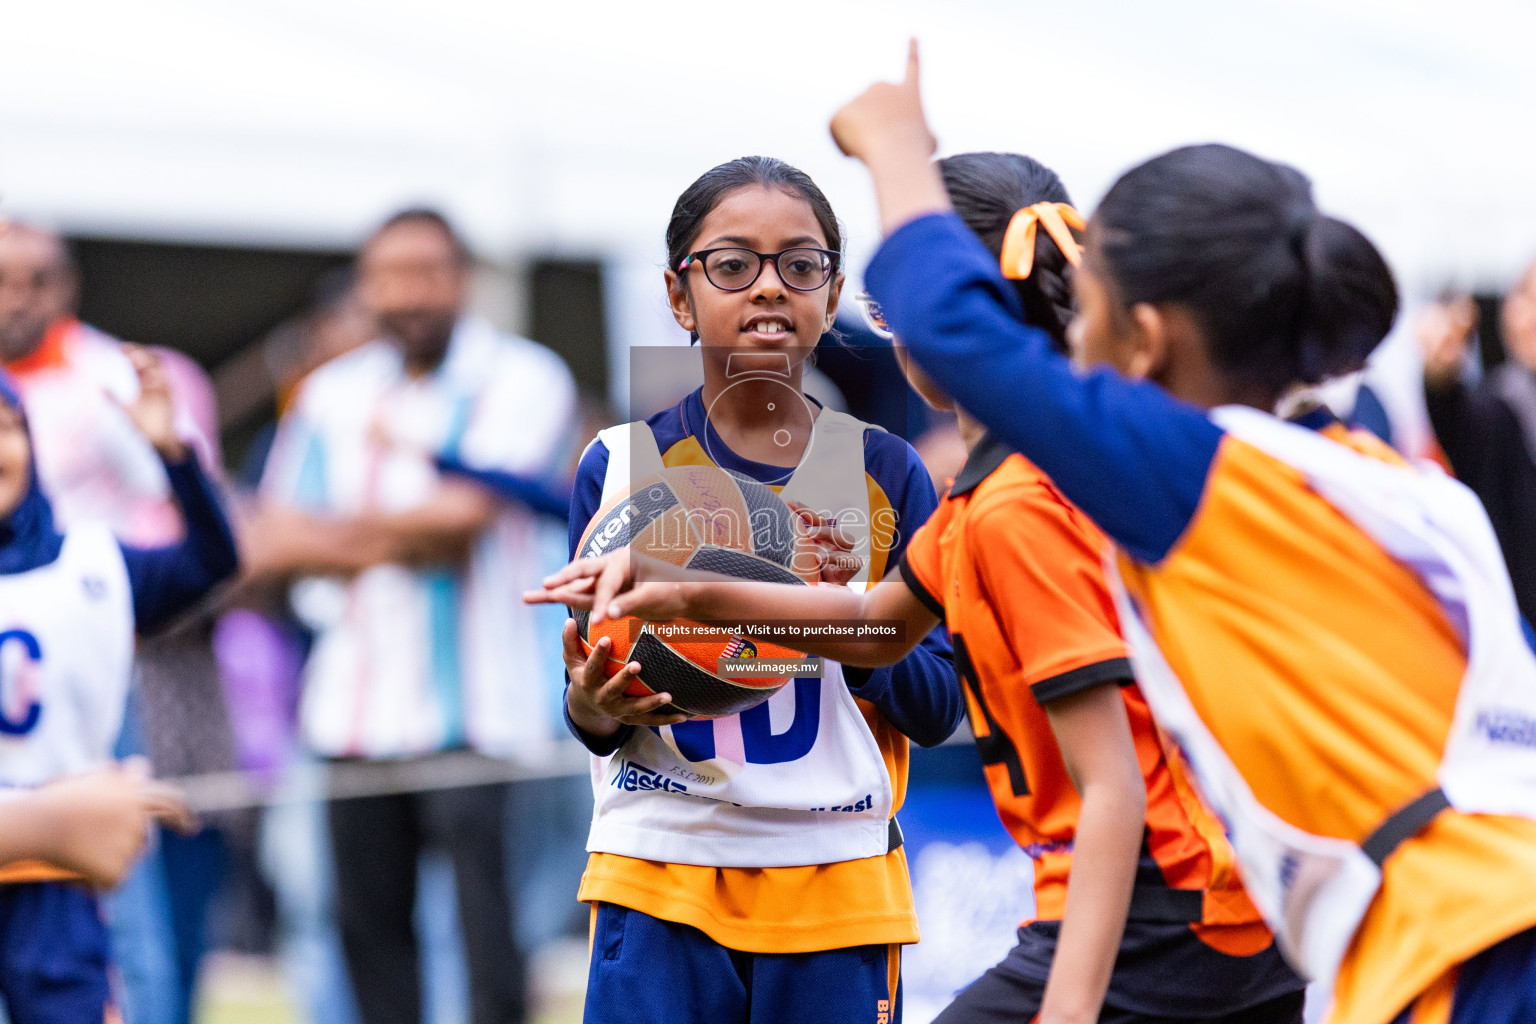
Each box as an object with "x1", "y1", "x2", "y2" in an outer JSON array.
[
  {"x1": 0, "y1": 881, "x2": 113, "y2": 1024},
  {"x1": 584, "y1": 902, "x2": 901, "y2": 1024},
  {"x1": 1390, "y1": 925, "x2": 1536, "y2": 1024}
]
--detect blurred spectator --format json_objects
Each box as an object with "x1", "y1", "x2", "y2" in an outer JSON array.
[
  {"x1": 211, "y1": 271, "x2": 376, "y2": 787},
  {"x1": 216, "y1": 268, "x2": 377, "y2": 489},
  {"x1": 216, "y1": 271, "x2": 377, "y2": 788},
  {"x1": 246, "y1": 208, "x2": 576, "y2": 1024},
  {"x1": 214, "y1": 272, "x2": 376, "y2": 1024},
  {"x1": 1420, "y1": 266, "x2": 1536, "y2": 623},
  {"x1": 274, "y1": 269, "x2": 378, "y2": 411},
  {"x1": 0, "y1": 224, "x2": 209, "y2": 533},
  {"x1": 0, "y1": 221, "x2": 239, "y2": 1024}
]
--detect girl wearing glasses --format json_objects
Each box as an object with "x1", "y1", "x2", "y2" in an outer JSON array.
[
  {"x1": 822, "y1": 45, "x2": 1536, "y2": 1024},
  {"x1": 536, "y1": 152, "x2": 1305, "y2": 1024},
  {"x1": 558, "y1": 156, "x2": 960, "y2": 1024}
]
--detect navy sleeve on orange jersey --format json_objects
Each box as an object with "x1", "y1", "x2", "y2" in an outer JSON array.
[{"x1": 866, "y1": 213, "x2": 1224, "y2": 564}]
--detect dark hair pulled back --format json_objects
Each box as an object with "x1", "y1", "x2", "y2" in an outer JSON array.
[
  {"x1": 939, "y1": 152, "x2": 1077, "y2": 353},
  {"x1": 665, "y1": 156, "x2": 843, "y2": 344},
  {"x1": 1093, "y1": 143, "x2": 1398, "y2": 395},
  {"x1": 665, "y1": 156, "x2": 843, "y2": 275}
]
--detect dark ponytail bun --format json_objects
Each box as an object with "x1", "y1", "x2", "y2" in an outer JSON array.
[
  {"x1": 1095, "y1": 143, "x2": 1398, "y2": 396},
  {"x1": 1293, "y1": 215, "x2": 1399, "y2": 384},
  {"x1": 938, "y1": 152, "x2": 1077, "y2": 353}
]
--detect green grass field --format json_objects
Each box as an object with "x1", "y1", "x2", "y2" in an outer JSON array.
[{"x1": 196, "y1": 945, "x2": 587, "y2": 1024}]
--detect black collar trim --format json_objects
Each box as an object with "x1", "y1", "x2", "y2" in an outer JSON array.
[{"x1": 949, "y1": 433, "x2": 1014, "y2": 497}]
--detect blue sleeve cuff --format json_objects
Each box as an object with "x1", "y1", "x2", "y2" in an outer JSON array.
[
  {"x1": 562, "y1": 683, "x2": 633, "y2": 756},
  {"x1": 842, "y1": 663, "x2": 886, "y2": 697},
  {"x1": 162, "y1": 448, "x2": 213, "y2": 501}
]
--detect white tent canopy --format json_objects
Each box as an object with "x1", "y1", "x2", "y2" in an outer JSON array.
[{"x1": 4, "y1": 0, "x2": 1535, "y2": 290}]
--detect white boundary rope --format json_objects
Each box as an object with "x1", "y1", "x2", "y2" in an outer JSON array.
[
  {"x1": 168, "y1": 725, "x2": 976, "y2": 813},
  {"x1": 170, "y1": 746, "x2": 592, "y2": 813}
]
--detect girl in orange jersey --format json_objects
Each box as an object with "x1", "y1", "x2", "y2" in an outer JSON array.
[
  {"x1": 801, "y1": 43, "x2": 1536, "y2": 1024},
  {"x1": 533, "y1": 151, "x2": 1304, "y2": 1024}
]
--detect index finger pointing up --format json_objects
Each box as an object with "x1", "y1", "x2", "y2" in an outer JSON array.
[{"x1": 906, "y1": 38, "x2": 920, "y2": 87}]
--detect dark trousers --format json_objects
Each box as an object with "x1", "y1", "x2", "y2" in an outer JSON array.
[{"x1": 328, "y1": 782, "x2": 525, "y2": 1024}]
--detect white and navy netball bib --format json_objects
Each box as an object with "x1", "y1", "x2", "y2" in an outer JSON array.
[
  {"x1": 0, "y1": 526, "x2": 135, "y2": 789},
  {"x1": 584, "y1": 412, "x2": 897, "y2": 868}
]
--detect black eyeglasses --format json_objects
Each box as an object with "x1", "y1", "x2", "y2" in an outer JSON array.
[{"x1": 677, "y1": 247, "x2": 840, "y2": 293}]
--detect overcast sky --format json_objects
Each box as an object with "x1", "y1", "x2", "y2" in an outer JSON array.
[{"x1": 4, "y1": 0, "x2": 1533, "y2": 288}]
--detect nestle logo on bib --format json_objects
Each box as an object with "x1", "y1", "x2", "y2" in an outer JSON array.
[
  {"x1": 610, "y1": 758, "x2": 689, "y2": 794},
  {"x1": 1476, "y1": 709, "x2": 1536, "y2": 749}
]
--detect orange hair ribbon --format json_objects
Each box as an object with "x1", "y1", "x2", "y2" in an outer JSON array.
[{"x1": 998, "y1": 202, "x2": 1086, "y2": 280}]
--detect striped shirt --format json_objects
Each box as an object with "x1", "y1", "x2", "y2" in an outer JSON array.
[{"x1": 261, "y1": 316, "x2": 576, "y2": 759}]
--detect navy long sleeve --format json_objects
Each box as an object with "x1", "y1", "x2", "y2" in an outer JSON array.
[
  {"x1": 435, "y1": 455, "x2": 573, "y2": 521},
  {"x1": 867, "y1": 213, "x2": 1224, "y2": 564},
  {"x1": 565, "y1": 439, "x2": 635, "y2": 755},
  {"x1": 119, "y1": 453, "x2": 240, "y2": 634},
  {"x1": 839, "y1": 441, "x2": 959, "y2": 748}
]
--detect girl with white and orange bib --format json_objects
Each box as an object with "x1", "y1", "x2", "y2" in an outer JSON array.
[{"x1": 813, "y1": 44, "x2": 1536, "y2": 1024}]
